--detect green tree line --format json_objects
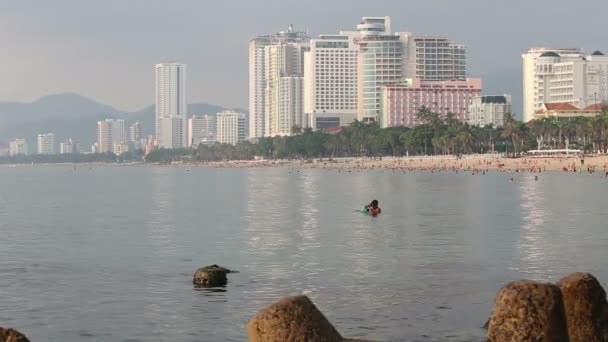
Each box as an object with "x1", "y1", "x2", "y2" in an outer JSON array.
[{"x1": 4, "y1": 106, "x2": 608, "y2": 164}]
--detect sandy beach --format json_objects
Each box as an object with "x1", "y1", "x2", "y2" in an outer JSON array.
[{"x1": 183, "y1": 154, "x2": 608, "y2": 175}]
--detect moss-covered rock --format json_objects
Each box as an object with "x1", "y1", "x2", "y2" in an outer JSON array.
[
  {"x1": 558, "y1": 272, "x2": 608, "y2": 342},
  {"x1": 487, "y1": 280, "x2": 568, "y2": 342},
  {"x1": 247, "y1": 295, "x2": 377, "y2": 342},
  {"x1": 193, "y1": 264, "x2": 229, "y2": 287},
  {"x1": 0, "y1": 327, "x2": 30, "y2": 342}
]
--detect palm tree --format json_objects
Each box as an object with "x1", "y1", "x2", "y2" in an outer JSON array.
[
  {"x1": 456, "y1": 124, "x2": 475, "y2": 154},
  {"x1": 502, "y1": 113, "x2": 525, "y2": 155}
]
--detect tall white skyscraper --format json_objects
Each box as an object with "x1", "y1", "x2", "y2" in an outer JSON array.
[
  {"x1": 216, "y1": 111, "x2": 247, "y2": 145},
  {"x1": 522, "y1": 48, "x2": 608, "y2": 122},
  {"x1": 304, "y1": 31, "x2": 360, "y2": 130},
  {"x1": 356, "y1": 17, "x2": 410, "y2": 122},
  {"x1": 249, "y1": 26, "x2": 310, "y2": 138},
  {"x1": 37, "y1": 133, "x2": 55, "y2": 155},
  {"x1": 188, "y1": 115, "x2": 215, "y2": 147},
  {"x1": 155, "y1": 62, "x2": 187, "y2": 148}
]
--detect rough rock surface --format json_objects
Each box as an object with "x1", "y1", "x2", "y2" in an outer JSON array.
[
  {"x1": 247, "y1": 295, "x2": 353, "y2": 342},
  {"x1": 193, "y1": 264, "x2": 229, "y2": 287},
  {"x1": 0, "y1": 327, "x2": 30, "y2": 342},
  {"x1": 487, "y1": 280, "x2": 568, "y2": 342},
  {"x1": 558, "y1": 272, "x2": 608, "y2": 342}
]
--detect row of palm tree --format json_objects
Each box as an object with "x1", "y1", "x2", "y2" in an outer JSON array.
[{"x1": 503, "y1": 106, "x2": 608, "y2": 153}]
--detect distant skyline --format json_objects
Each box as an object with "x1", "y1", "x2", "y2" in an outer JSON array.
[{"x1": 2, "y1": 0, "x2": 608, "y2": 115}]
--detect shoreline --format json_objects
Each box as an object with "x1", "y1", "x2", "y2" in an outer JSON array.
[{"x1": 2, "y1": 154, "x2": 608, "y2": 174}]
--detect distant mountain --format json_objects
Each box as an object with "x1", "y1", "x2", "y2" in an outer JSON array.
[{"x1": 0, "y1": 93, "x2": 246, "y2": 149}]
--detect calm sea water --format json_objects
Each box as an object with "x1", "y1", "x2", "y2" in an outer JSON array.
[{"x1": 1, "y1": 165, "x2": 607, "y2": 341}]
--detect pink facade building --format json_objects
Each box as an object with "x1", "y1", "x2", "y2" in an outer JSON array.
[{"x1": 380, "y1": 78, "x2": 482, "y2": 127}]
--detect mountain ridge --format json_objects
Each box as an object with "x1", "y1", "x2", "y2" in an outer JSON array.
[{"x1": 0, "y1": 93, "x2": 246, "y2": 149}]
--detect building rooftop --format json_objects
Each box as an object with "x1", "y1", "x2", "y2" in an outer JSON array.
[
  {"x1": 481, "y1": 95, "x2": 508, "y2": 104},
  {"x1": 539, "y1": 51, "x2": 560, "y2": 58},
  {"x1": 592, "y1": 50, "x2": 605, "y2": 56}
]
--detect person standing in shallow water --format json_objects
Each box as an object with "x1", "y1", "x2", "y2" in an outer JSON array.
[{"x1": 365, "y1": 200, "x2": 382, "y2": 216}]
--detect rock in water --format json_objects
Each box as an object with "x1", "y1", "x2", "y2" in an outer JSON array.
[
  {"x1": 487, "y1": 280, "x2": 568, "y2": 342},
  {"x1": 0, "y1": 327, "x2": 30, "y2": 342},
  {"x1": 558, "y1": 272, "x2": 608, "y2": 341},
  {"x1": 193, "y1": 265, "x2": 228, "y2": 287},
  {"x1": 247, "y1": 296, "x2": 343, "y2": 342}
]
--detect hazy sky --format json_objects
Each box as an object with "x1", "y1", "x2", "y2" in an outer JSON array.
[{"x1": 2, "y1": 0, "x2": 607, "y2": 113}]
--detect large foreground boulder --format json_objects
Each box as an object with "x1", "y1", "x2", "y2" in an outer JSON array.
[
  {"x1": 193, "y1": 264, "x2": 229, "y2": 287},
  {"x1": 487, "y1": 280, "x2": 568, "y2": 342},
  {"x1": 247, "y1": 295, "x2": 375, "y2": 342},
  {"x1": 558, "y1": 272, "x2": 608, "y2": 342},
  {"x1": 0, "y1": 327, "x2": 30, "y2": 342}
]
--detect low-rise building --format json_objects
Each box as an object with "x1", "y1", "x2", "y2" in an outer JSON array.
[
  {"x1": 216, "y1": 111, "x2": 247, "y2": 145},
  {"x1": 380, "y1": 78, "x2": 482, "y2": 127},
  {"x1": 59, "y1": 139, "x2": 79, "y2": 154},
  {"x1": 37, "y1": 133, "x2": 55, "y2": 155},
  {"x1": 9, "y1": 139, "x2": 28, "y2": 156},
  {"x1": 534, "y1": 102, "x2": 605, "y2": 119},
  {"x1": 468, "y1": 95, "x2": 512, "y2": 127}
]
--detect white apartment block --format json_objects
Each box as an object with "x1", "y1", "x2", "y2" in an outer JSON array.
[
  {"x1": 264, "y1": 42, "x2": 309, "y2": 137},
  {"x1": 188, "y1": 115, "x2": 215, "y2": 147},
  {"x1": 411, "y1": 36, "x2": 466, "y2": 81},
  {"x1": 522, "y1": 48, "x2": 608, "y2": 122},
  {"x1": 249, "y1": 26, "x2": 310, "y2": 139},
  {"x1": 159, "y1": 116, "x2": 186, "y2": 149},
  {"x1": 155, "y1": 62, "x2": 187, "y2": 148},
  {"x1": 97, "y1": 119, "x2": 125, "y2": 154},
  {"x1": 59, "y1": 139, "x2": 78, "y2": 154},
  {"x1": 468, "y1": 95, "x2": 512, "y2": 127},
  {"x1": 304, "y1": 32, "x2": 359, "y2": 130},
  {"x1": 216, "y1": 111, "x2": 246, "y2": 146},
  {"x1": 9, "y1": 139, "x2": 28, "y2": 156},
  {"x1": 129, "y1": 121, "x2": 142, "y2": 142},
  {"x1": 37, "y1": 133, "x2": 55, "y2": 155}
]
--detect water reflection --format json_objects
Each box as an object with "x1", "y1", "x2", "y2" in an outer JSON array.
[
  {"x1": 144, "y1": 167, "x2": 180, "y2": 322},
  {"x1": 514, "y1": 174, "x2": 552, "y2": 278}
]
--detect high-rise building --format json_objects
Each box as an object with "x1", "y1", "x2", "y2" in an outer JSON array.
[
  {"x1": 410, "y1": 36, "x2": 467, "y2": 81},
  {"x1": 97, "y1": 120, "x2": 112, "y2": 153},
  {"x1": 188, "y1": 115, "x2": 215, "y2": 147},
  {"x1": 522, "y1": 48, "x2": 608, "y2": 122},
  {"x1": 59, "y1": 139, "x2": 78, "y2": 154},
  {"x1": 216, "y1": 111, "x2": 247, "y2": 145},
  {"x1": 278, "y1": 76, "x2": 304, "y2": 133},
  {"x1": 304, "y1": 31, "x2": 360, "y2": 130},
  {"x1": 155, "y1": 62, "x2": 187, "y2": 148},
  {"x1": 129, "y1": 121, "x2": 142, "y2": 142},
  {"x1": 356, "y1": 17, "x2": 409, "y2": 122},
  {"x1": 468, "y1": 95, "x2": 512, "y2": 127},
  {"x1": 380, "y1": 78, "x2": 482, "y2": 128},
  {"x1": 37, "y1": 133, "x2": 55, "y2": 155},
  {"x1": 158, "y1": 116, "x2": 186, "y2": 149},
  {"x1": 97, "y1": 119, "x2": 125, "y2": 153},
  {"x1": 354, "y1": 17, "x2": 467, "y2": 122},
  {"x1": 249, "y1": 26, "x2": 310, "y2": 138},
  {"x1": 9, "y1": 139, "x2": 28, "y2": 156}
]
